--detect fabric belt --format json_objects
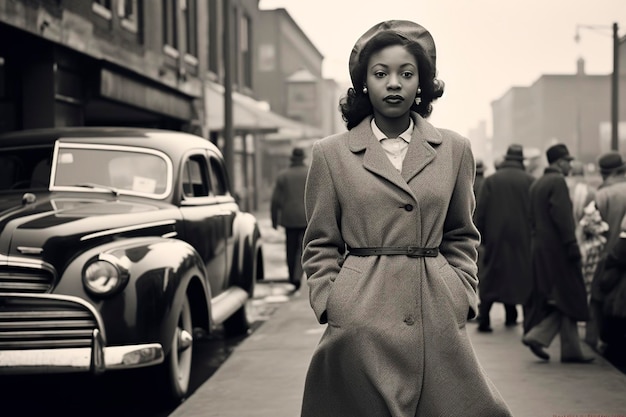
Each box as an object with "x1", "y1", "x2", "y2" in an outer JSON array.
[{"x1": 347, "y1": 246, "x2": 439, "y2": 258}]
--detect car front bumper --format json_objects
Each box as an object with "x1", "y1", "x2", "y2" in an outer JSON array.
[
  {"x1": 0, "y1": 328, "x2": 164, "y2": 374},
  {"x1": 0, "y1": 294, "x2": 164, "y2": 375}
]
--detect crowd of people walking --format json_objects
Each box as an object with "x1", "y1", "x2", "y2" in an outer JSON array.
[{"x1": 473, "y1": 143, "x2": 626, "y2": 368}]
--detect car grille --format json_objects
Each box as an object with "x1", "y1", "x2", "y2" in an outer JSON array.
[
  {"x1": 0, "y1": 297, "x2": 97, "y2": 350},
  {"x1": 0, "y1": 266, "x2": 54, "y2": 294}
]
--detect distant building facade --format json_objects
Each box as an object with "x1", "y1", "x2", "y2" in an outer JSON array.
[
  {"x1": 491, "y1": 54, "x2": 626, "y2": 169},
  {"x1": 254, "y1": 7, "x2": 343, "y2": 198}
]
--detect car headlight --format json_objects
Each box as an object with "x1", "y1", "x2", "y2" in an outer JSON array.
[{"x1": 83, "y1": 254, "x2": 129, "y2": 297}]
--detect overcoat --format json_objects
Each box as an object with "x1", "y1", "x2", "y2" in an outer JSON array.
[
  {"x1": 474, "y1": 160, "x2": 534, "y2": 305},
  {"x1": 301, "y1": 114, "x2": 511, "y2": 417},
  {"x1": 270, "y1": 161, "x2": 308, "y2": 228},
  {"x1": 525, "y1": 167, "x2": 589, "y2": 332}
]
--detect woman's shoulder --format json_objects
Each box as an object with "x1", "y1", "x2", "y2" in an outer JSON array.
[
  {"x1": 435, "y1": 126, "x2": 471, "y2": 147},
  {"x1": 312, "y1": 130, "x2": 352, "y2": 150}
]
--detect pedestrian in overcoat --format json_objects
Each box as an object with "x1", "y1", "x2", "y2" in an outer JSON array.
[
  {"x1": 301, "y1": 20, "x2": 511, "y2": 417},
  {"x1": 474, "y1": 144, "x2": 534, "y2": 332},
  {"x1": 588, "y1": 151, "x2": 626, "y2": 348},
  {"x1": 271, "y1": 147, "x2": 308, "y2": 290},
  {"x1": 522, "y1": 143, "x2": 593, "y2": 363}
]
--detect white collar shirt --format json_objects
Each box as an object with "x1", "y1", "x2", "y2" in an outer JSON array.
[{"x1": 371, "y1": 118, "x2": 414, "y2": 171}]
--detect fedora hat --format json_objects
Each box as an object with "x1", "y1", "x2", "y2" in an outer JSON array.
[
  {"x1": 504, "y1": 144, "x2": 524, "y2": 161},
  {"x1": 598, "y1": 151, "x2": 626, "y2": 175},
  {"x1": 546, "y1": 143, "x2": 574, "y2": 164},
  {"x1": 290, "y1": 147, "x2": 305, "y2": 162},
  {"x1": 349, "y1": 20, "x2": 438, "y2": 90}
]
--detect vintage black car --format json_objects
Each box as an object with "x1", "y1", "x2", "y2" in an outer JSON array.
[{"x1": 0, "y1": 127, "x2": 264, "y2": 402}]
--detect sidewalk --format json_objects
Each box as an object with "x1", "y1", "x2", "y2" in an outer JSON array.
[{"x1": 170, "y1": 210, "x2": 626, "y2": 417}]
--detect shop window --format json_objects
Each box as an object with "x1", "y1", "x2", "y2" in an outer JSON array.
[{"x1": 208, "y1": 0, "x2": 219, "y2": 75}]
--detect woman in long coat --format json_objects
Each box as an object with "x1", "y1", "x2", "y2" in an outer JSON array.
[{"x1": 301, "y1": 20, "x2": 511, "y2": 417}]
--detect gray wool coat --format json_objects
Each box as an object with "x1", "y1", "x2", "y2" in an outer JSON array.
[{"x1": 301, "y1": 114, "x2": 512, "y2": 417}]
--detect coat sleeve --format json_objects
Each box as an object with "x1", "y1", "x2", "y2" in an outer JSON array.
[
  {"x1": 302, "y1": 141, "x2": 344, "y2": 324},
  {"x1": 440, "y1": 138, "x2": 480, "y2": 318}
]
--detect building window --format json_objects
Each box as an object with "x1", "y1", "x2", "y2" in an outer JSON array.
[
  {"x1": 208, "y1": 0, "x2": 219, "y2": 75},
  {"x1": 240, "y1": 14, "x2": 252, "y2": 88},
  {"x1": 118, "y1": 0, "x2": 138, "y2": 32},
  {"x1": 92, "y1": 0, "x2": 112, "y2": 19},
  {"x1": 183, "y1": 0, "x2": 198, "y2": 59},
  {"x1": 163, "y1": 0, "x2": 178, "y2": 56}
]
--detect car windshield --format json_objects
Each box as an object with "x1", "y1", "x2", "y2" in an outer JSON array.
[{"x1": 52, "y1": 144, "x2": 171, "y2": 198}]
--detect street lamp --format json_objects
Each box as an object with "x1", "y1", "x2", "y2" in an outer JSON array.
[{"x1": 575, "y1": 22, "x2": 624, "y2": 151}]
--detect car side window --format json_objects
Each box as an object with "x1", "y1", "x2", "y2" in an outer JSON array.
[
  {"x1": 182, "y1": 154, "x2": 210, "y2": 198},
  {"x1": 208, "y1": 155, "x2": 228, "y2": 196}
]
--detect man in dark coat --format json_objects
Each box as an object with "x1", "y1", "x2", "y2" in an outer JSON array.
[
  {"x1": 271, "y1": 147, "x2": 308, "y2": 291},
  {"x1": 474, "y1": 144, "x2": 534, "y2": 332},
  {"x1": 522, "y1": 143, "x2": 594, "y2": 363}
]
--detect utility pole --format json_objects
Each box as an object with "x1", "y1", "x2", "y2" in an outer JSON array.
[
  {"x1": 223, "y1": 0, "x2": 234, "y2": 179},
  {"x1": 611, "y1": 22, "x2": 619, "y2": 150},
  {"x1": 576, "y1": 22, "x2": 623, "y2": 151}
]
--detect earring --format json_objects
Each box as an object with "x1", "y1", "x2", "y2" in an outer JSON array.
[
  {"x1": 362, "y1": 86, "x2": 368, "y2": 94},
  {"x1": 415, "y1": 87, "x2": 422, "y2": 105}
]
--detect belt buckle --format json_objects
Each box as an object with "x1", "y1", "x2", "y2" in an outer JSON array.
[{"x1": 407, "y1": 246, "x2": 420, "y2": 258}]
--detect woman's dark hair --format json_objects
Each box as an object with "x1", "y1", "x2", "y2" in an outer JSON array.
[{"x1": 340, "y1": 31, "x2": 440, "y2": 130}]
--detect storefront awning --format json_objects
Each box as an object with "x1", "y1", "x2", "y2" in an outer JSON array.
[{"x1": 205, "y1": 82, "x2": 322, "y2": 138}]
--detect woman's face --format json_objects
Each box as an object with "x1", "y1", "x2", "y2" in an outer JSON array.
[{"x1": 365, "y1": 44, "x2": 420, "y2": 122}]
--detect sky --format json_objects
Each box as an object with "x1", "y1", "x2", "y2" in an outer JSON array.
[{"x1": 258, "y1": 0, "x2": 625, "y2": 138}]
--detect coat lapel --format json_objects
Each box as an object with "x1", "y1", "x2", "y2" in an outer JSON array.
[
  {"x1": 348, "y1": 116, "x2": 408, "y2": 193},
  {"x1": 401, "y1": 114, "x2": 442, "y2": 183},
  {"x1": 347, "y1": 113, "x2": 443, "y2": 196}
]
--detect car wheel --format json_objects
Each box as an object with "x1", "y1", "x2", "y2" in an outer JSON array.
[
  {"x1": 164, "y1": 292, "x2": 194, "y2": 401},
  {"x1": 222, "y1": 300, "x2": 251, "y2": 337}
]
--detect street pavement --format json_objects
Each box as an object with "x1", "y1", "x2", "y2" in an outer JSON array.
[{"x1": 170, "y1": 208, "x2": 626, "y2": 417}]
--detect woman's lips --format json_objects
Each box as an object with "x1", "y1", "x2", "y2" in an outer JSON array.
[{"x1": 384, "y1": 95, "x2": 404, "y2": 104}]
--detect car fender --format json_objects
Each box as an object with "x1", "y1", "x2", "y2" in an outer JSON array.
[
  {"x1": 230, "y1": 212, "x2": 263, "y2": 294},
  {"x1": 54, "y1": 237, "x2": 210, "y2": 348}
]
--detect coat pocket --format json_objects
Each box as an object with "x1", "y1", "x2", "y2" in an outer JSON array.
[
  {"x1": 326, "y1": 264, "x2": 362, "y2": 328},
  {"x1": 439, "y1": 262, "x2": 470, "y2": 328}
]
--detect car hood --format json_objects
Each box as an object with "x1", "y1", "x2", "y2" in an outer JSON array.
[{"x1": 0, "y1": 192, "x2": 179, "y2": 266}]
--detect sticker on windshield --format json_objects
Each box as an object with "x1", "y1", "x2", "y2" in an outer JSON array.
[
  {"x1": 132, "y1": 176, "x2": 157, "y2": 193},
  {"x1": 60, "y1": 153, "x2": 74, "y2": 164}
]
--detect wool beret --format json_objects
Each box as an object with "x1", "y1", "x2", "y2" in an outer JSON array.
[{"x1": 349, "y1": 20, "x2": 437, "y2": 89}]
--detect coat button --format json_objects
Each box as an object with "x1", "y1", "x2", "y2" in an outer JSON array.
[
  {"x1": 403, "y1": 315, "x2": 415, "y2": 325},
  {"x1": 404, "y1": 204, "x2": 414, "y2": 211}
]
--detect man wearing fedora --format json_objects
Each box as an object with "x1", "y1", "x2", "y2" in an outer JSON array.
[
  {"x1": 474, "y1": 144, "x2": 534, "y2": 332},
  {"x1": 522, "y1": 143, "x2": 594, "y2": 363},
  {"x1": 588, "y1": 151, "x2": 626, "y2": 350},
  {"x1": 271, "y1": 147, "x2": 308, "y2": 292}
]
